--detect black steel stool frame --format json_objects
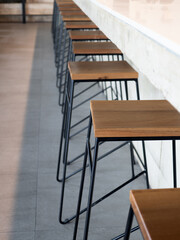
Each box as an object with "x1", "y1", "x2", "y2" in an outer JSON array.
[
  {"x1": 73, "y1": 118, "x2": 178, "y2": 239},
  {"x1": 56, "y1": 24, "x2": 99, "y2": 87},
  {"x1": 57, "y1": 74, "x2": 139, "y2": 180},
  {"x1": 58, "y1": 32, "x2": 111, "y2": 110},
  {"x1": 22, "y1": 0, "x2": 26, "y2": 24},
  {"x1": 122, "y1": 138, "x2": 178, "y2": 240},
  {"x1": 55, "y1": 14, "x2": 99, "y2": 84},
  {"x1": 123, "y1": 206, "x2": 136, "y2": 240},
  {"x1": 57, "y1": 75, "x2": 141, "y2": 225},
  {"x1": 72, "y1": 115, "x2": 148, "y2": 240}
]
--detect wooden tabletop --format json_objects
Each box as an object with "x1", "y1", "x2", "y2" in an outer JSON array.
[
  {"x1": 68, "y1": 61, "x2": 137, "y2": 80},
  {"x1": 72, "y1": 42, "x2": 122, "y2": 55},
  {"x1": 90, "y1": 100, "x2": 180, "y2": 138},
  {"x1": 69, "y1": 30, "x2": 108, "y2": 40},
  {"x1": 65, "y1": 21, "x2": 98, "y2": 29},
  {"x1": 130, "y1": 188, "x2": 180, "y2": 240},
  {"x1": 62, "y1": 15, "x2": 90, "y2": 22}
]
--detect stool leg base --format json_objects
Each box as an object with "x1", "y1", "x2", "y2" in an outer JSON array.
[{"x1": 124, "y1": 206, "x2": 134, "y2": 240}]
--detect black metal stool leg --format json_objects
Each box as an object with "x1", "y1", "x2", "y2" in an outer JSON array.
[
  {"x1": 56, "y1": 24, "x2": 64, "y2": 87},
  {"x1": 124, "y1": 206, "x2": 134, "y2": 240},
  {"x1": 135, "y1": 79, "x2": 140, "y2": 100},
  {"x1": 57, "y1": 73, "x2": 72, "y2": 182},
  {"x1": 56, "y1": 96, "x2": 68, "y2": 182},
  {"x1": 142, "y1": 141, "x2": 150, "y2": 189},
  {"x1": 172, "y1": 140, "x2": 177, "y2": 188},
  {"x1": 83, "y1": 138, "x2": 99, "y2": 240},
  {"x1": 124, "y1": 81, "x2": 129, "y2": 100},
  {"x1": 59, "y1": 28, "x2": 68, "y2": 107},
  {"x1": 61, "y1": 38, "x2": 73, "y2": 111},
  {"x1": 129, "y1": 142, "x2": 135, "y2": 178},
  {"x1": 73, "y1": 115, "x2": 92, "y2": 240},
  {"x1": 59, "y1": 80, "x2": 75, "y2": 224},
  {"x1": 55, "y1": 18, "x2": 61, "y2": 63}
]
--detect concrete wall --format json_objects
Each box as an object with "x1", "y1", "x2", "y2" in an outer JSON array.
[{"x1": 74, "y1": 0, "x2": 180, "y2": 188}]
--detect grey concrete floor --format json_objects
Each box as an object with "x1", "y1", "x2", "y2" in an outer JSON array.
[{"x1": 0, "y1": 23, "x2": 146, "y2": 240}]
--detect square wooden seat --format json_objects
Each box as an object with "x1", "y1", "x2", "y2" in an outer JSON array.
[
  {"x1": 58, "y1": 2, "x2": 76, "y2": 7},
  {"x1": 62, "y1": 15, "x2": 90, "y2": 22},
  {"x1": 68, "y1": 61, "x2": 138, "y2": 80},
  {"x1": 59, "y1": 6, "x2": 81, "y2": 11},
  {"x1": 56, "y1": 0, "x2": 73, "y2": 2},
  {"x1": 72, "y1": 42, "x2": 122, "y2": 55},
  {"x1": 90, "y1": 100, "x2": 180, "y2": 138},
  {"x1": 73, "y1": 99, "x2": 180, "y2": 239},
  {"x1": 126, "y1": 188, "x2": 180, "y2": 240},
  {"x1": 65, "y1": 21, "x2": 98, "y2": 29},
  {"x1": 60, "y1": 10, "x2": 86, "y2": 16},
  {"x1": 58, "y1": 3, "x2": 76, "y2": 8},
  {"x1": 68, "y1": 30, "x2": 108, "y2": 40}
]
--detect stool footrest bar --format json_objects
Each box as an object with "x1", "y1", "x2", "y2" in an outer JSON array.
[
  {"x1": 111, "y1": 226, "x2": 139, "y2": 240},
  {"x1": 61, "y1": 171, "x2": 145, "y2": 224}
]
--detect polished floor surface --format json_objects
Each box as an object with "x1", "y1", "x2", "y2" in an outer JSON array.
[{"x1": 0, "y1": 23, "x2": 145, "y2": 240}]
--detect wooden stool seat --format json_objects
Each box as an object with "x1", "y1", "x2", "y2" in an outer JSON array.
[
  {"x1": 90, "y1": 100, "x2": 180, "y2": 138},
  {"x1": 129, "y1": 188, "x2": 180, "y2": 240},
  {"x1": 60, "y1": 11, "x2": 86, "y2": 16},
  {"x1": 59, "y1": 6, "x2": 81, "y2": 11},
  {"x1": 68, "y1": 61, "x2": 137, "y2": 80},
  {"x1": 69, "y1": 30, "x2": 108, "y2": 40},
  {"x1": 72, "y1": 42, "x2": 122, "y2": 55},
  {"x1": 56, "y1": 0, "x2": 73, "y2": 2},
  {"x1": 58, "y1": 3, "x2": 76, "y2": 7},
  {"x1": 62, "y1": 15, "x2": 90, "y2": 22},
  {"x1": 65, "y1": 21, "x2": 98, "y2": 29},
  {"x1": 58, "y1": 2, "x2": 76, "y2": 7}
]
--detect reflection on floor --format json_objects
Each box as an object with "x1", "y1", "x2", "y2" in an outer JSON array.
[{"x1": 0, "y1": 23, "x2": 145, "y2": 240}]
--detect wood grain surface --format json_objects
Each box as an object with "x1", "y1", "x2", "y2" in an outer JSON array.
[
  {"x1": 68, "y1": 61, "x2": 138, "y2": 80},
  {"x1": 90, "y1": 100, "x2": 180, "y2": 137},
  {"x1": 130, "y1": 188, "x2": 180, "y2": 240}
]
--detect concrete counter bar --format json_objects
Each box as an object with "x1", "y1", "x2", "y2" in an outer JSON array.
[{"x1": 74, "y1": 0, "x2": 180, "y2": 188}]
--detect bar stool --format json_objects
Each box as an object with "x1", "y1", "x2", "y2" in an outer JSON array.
[
  {"x1": 55, "y1": 13, "x2": 91, "y2": 66},
  {"x1": 53, "y1": 0, "x2": 89, "y2": 58},
  {"x1": 52, "y1": 1, "x2": 78, "y2": 47},
  {"x1": 58, "y1": 61, "x2": 140, "y2": 225},
  {"x1": 58, "y1": 35, "x2": 119, "y2": 109},
  {"x1": 52, "y1": 0, "x2": 75, "y2": 32},
  {"x1": 124, "y1": 188, "x2": 180, "y2": 240},
  {"x1": 56, "y1": 21, "x2": 99, "y2": 90},
  {"x1": 54, "y1": 12, "x2": 96, "y2": 70},
  {"x1": 57, "y1": 43, "x2": 123, "y2": 180},
  {"x1": 57, "y1": 29, "x2": 109, "y2": 108},
  {"x1": 73, "y1": 99, "x2": 180, "y2": 239},
  {"x1": 71, "y1": 41, "x2": 124, "y2": 100}
]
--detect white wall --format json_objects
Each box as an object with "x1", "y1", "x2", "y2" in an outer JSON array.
[{"x1": 74, "y1": 0, "x2": 180, "y2": 188}]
